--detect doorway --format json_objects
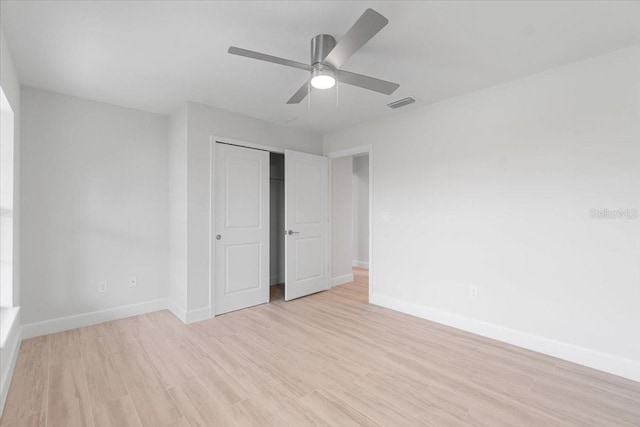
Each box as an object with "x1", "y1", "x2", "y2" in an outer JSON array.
[{"x1": 329, "y1": 146, "x2": 372, "y2": 300}]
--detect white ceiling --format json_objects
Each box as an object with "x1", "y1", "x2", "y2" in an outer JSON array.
[{"x1": 2, "y1": 1, "x2": 639, "y2": 134}]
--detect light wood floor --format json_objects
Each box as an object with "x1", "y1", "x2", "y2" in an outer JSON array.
[{"x1": 2, "y1": 268, "x2": 639, "y2": 426}]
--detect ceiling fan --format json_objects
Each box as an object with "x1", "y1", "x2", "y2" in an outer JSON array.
[{"x1": 228, "y1": 8, "x2": 399, "y2": 104}]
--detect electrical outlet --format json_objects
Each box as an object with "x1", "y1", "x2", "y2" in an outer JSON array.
[
  {"x1": 98, "y1": 281, "x2": 108, "y2": 293},
  {"x1": 381, "y1": 210, "x2": 391, "y2": 222},
  {"x1": 470, "y1": 285, "x2": 479, "y2": 299},
  {"x1": 128, "y1": 276, "x2": 137, "y2": 287}
]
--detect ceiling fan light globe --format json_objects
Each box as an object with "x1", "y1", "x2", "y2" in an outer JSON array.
[{"x1": 311, "y1": 74, "x2": 336, "y2": 90}]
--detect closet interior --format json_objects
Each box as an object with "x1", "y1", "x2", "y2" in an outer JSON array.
[{"x1": 269, "y1": 152, "x2": 285, "y2": 300}]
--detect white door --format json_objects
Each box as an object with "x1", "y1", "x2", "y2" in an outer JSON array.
[
  {"x1": 215, "y1": 143, "x2": 270, "y2": 315},
  {"x1": 285, "y1": 150, "x2": 330, "y2": 300}
]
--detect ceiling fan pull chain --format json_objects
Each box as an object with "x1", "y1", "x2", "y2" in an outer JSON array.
[
  {"x1": 336, "y1": 78, "x2": 339, "y2": 111},
  {"x1": 307, "y1": 78, "x2": 311, "y2": 112}
]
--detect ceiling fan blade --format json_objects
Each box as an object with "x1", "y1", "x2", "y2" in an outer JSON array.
[
  {"x1": 336, "y1": 69, "x2": 399, "y2": 95},
  {"x1": 286, "y1": 81, "x2": 311, "y2": 104},
  {"x1": 228, "y1": 46, "x2": 312, "y2": 72},
  {"x1": 323, "y1": 9, "x2": 388, "y2": 69}
]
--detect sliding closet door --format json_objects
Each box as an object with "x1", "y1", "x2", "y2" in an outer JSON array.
[
  {"x1": 215, "y1": 143, "x2": 269, "y2": 315},
  {"x1": 284, "y1": 150, "x2": 330, "y2": 300}
]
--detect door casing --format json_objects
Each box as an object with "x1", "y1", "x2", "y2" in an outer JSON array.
[{"x1": 327, "y1": 145, "x2": 373, "y2": 302}]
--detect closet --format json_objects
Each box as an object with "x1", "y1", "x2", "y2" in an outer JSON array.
[{"x1": 213, "y1": 141, "x2": 329, "y2": 315}]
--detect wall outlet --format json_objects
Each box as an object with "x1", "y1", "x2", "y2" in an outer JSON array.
[
  {"x1": 98, "y1": 281, "x2": 108, "y2": 293},
  {"x1": 128, "y1": 276, "x2": 137, "y2": 287},
  {"x1": 470, "y1": 285, "x2": 479, "y2": 299},
  {"x1": 381, "y1": 210, "x2": 391, "y2": 222}
]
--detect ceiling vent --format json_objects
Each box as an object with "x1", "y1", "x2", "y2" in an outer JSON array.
[{"x1": 387, "y1": 97, "x2": 416, "y2": 109}]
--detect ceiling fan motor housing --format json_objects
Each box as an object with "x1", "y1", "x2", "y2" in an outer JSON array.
[{"x1": 311, "y1": 34, "x2": 336, "y2": 67}]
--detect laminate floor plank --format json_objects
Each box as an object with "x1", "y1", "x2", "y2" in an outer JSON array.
[
  {"x1": 300, "y1": 388, "x2": 380, "y2": 426},
  {"x1": 0, "y1": 412, "x2": 44, "y2": 427},
  {"x1": 80, "y1": 335, "x2": 129, "y2": 406},
  {"x1": 168, "y1": 378, "x2": 235, "y2": 427},
  {"x1": 46, "y1": 357, "x2": 94, "y2": 427},
  {"x1": 233, "y1": 365, "x2": 330, "y2": 426},
  {"x1": 163, "y1": 418, "x2": 190, "y2": 427},
  {"x1": 229, "y1": 399, "x2": 285, "y2": 427},
  {"x1": 111, "y1": 349, "x2": 183, "y2": 427},
  {"x1": 92, "y1": 395, "x2": 141, "y2": 427},
  {"x1": 0, "y1": 337, "x2": 49, "y2": 426},
  {"x1": 134, "y1": 327, "x2": 196, "y2": 388},
  {"x1": 49, "y1": 329, "x2": 81, "y2": 363}
]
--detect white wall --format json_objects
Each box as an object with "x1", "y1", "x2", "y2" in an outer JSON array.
[
  {"x1": 331, "y1": 156, "x2": 353, "y2": 283},
  {"x1": 21, "y1": 87, "x2": 170, "y2": 324},
  {"x1": 323, "y1": 46, "x2": 640, "y2": 380},
  {"x1": 185, "y1": 101, "x2": 322, "y2": 315},
  {"x1": 168, "y1": 105, "x2": 188, "y2": 319},
  {"x1": 352, "y1": 155, "x2": 369, "y2": 267}
]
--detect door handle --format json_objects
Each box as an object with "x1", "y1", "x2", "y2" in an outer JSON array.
[
  {"x1": 287, "y1": 230, "x2": 300, "y2": 235},
  {"x1": 216, "y1": 234, "x2": 222, "y2": 240}
]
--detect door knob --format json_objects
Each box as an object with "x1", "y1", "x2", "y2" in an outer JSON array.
[
  {"x1": 216, "y1": 234, "x2": 222, "y2": 240},
  {"x1": 287, "y1": 230, "x2": 300, "y2": 235}
]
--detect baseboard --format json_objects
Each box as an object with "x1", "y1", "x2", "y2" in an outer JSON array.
[
  {"x1": 370, "y1": 293, "x2": 640, "y2": 382},
  {"x1": 186, "y1": 307, "x2": 211, "y2": 324},
  {"x1": 332, "y1": 274, "x2": 354, "y2": 287},
  {"x1": 0, "y1": 312, "x2": 21, "y2": 417},
  {"x1": 21, "y1": 298, "x2": 168, "y2": 340},
  {"x1": 167, "y1": 300, "x2": 187, "y2": 323},
  {"x1": 352, "y1": 260, "x2": 369, "y2": 269}
]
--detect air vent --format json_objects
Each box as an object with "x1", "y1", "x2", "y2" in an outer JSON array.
[{"x1": 387, "y1": 97, "x2": 416, "y2": 109}]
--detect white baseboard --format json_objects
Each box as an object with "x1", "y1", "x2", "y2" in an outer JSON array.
[
  {"x1": 370, "y1": 293, "x2": 640, "y2": 382},
  {"x1": 352, "y1": 260, "x2": 369, "y2": 269},
  {"x1": 332, "y1": 274, "x2": 354, "y2": 287},
  {"x1": 0, "y1": 312, "x2": 21, "y2": 417},
  {"x1": 186, "y1": 307, "x2": 211, "y2": 324},
  {"x1": 167, "y1": 300, "x2": 187, "y2": 323},
  {"x1": 21, "y1": 298, "x2": 168, "y2": 340},
  {"x1": 168, "y1": 302, "x2": 210, "y2": 324}
]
